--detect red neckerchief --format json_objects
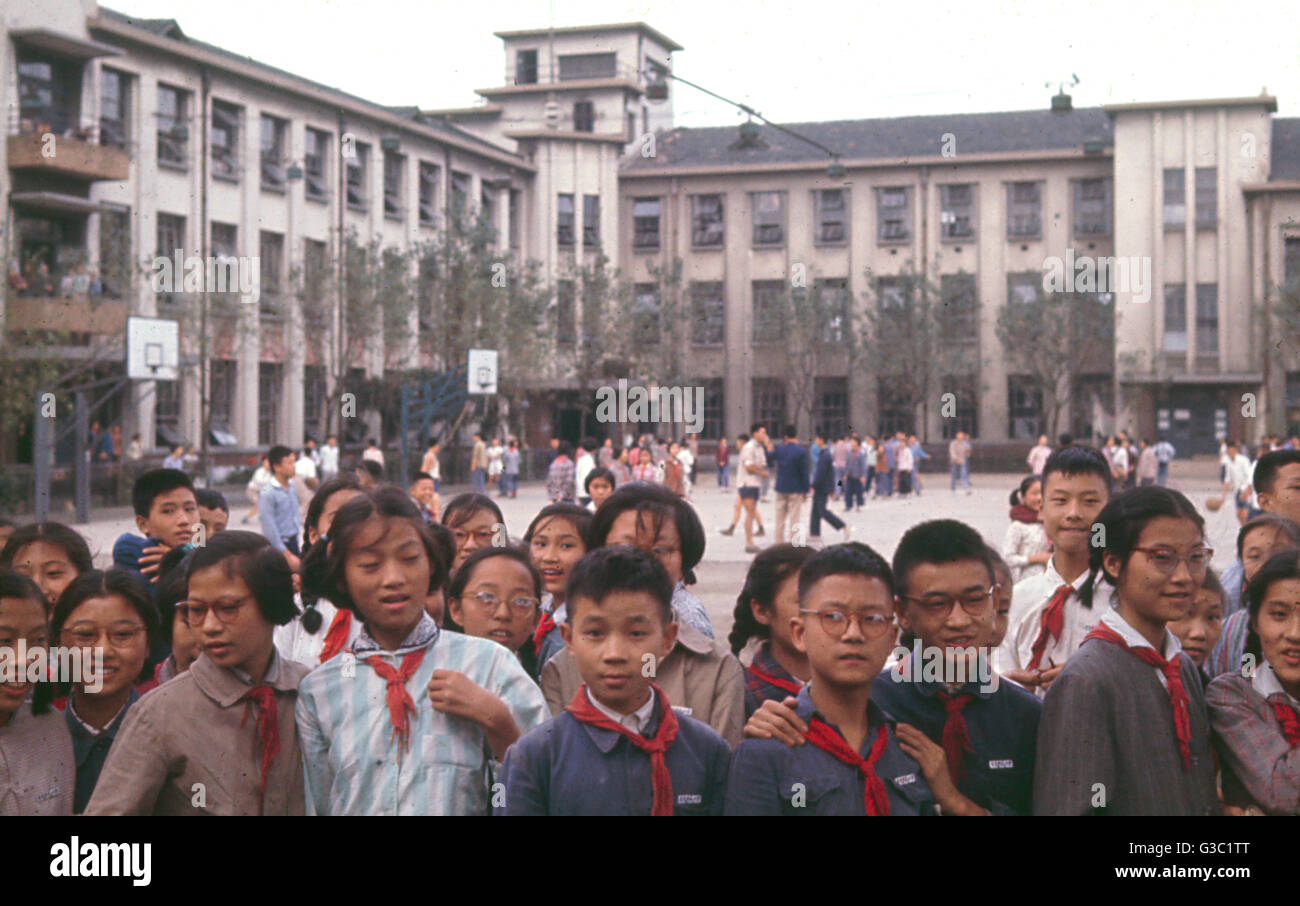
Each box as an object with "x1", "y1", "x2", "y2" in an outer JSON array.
[
  {"x1": 1009, "y1": 504, "x2": 1040, "y2": 524},
  {"x1": 317, "y1": 608, "x2": 353, "y2": 663},
  {"x1": 1028, "y1": 583, "x2": 1073, "y2": 671},
  {"x1": 1084, "y1": 623, "x2": 1192, "y2": 770},
  {"x1": 745, "y1": 663, "x2": 802, "y2": 696},
  {"x1": 1269, "y1": 699, "x2": 1300, "y2": 749},
  {"x1": 802, "y1": 719, "x2": 890, "y2": 816},
  {"x1": 935, "y1": 690, "x2": 975, "y2": 787},
  {"x1": 533, "y1": 612, "x2": 556, "y2": 655},
  {"x1": 365, "y1": 649, "x2": 427, "y2": 754},
  {"x1": 239, "y1": 684, "x2": 280, "y2": 816},
  {"x1": 565, "y1": 683, "x2": 679, "y2": 816}
]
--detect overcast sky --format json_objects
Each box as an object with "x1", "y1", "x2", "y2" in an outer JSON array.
[{"x1": 105, "y1": 0, "x2": 1300, "y2": 125}]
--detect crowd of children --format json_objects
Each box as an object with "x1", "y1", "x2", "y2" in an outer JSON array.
[{"x1": 1, "y1": 441, "x2": 1298, "y2": 816}]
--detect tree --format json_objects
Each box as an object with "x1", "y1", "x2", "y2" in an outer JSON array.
[{"x1": 995, "y1": 281, "x2": 1115, "y2": 440}]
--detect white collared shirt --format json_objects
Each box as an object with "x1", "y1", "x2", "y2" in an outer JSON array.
[
  {"x1": 67, "y1": 695, "x2": 131, "y2": 738},
  {"x1": 1252, "y1": 661, "x2": 1300, "y2": 708},
  {"x1": 585, "y1": 686, "x2": 657, "y2": 735},
  {"x1": 1097, "y1": 607, "x2": 1183, "y2": 690},
  {"x1": 997, "y1": 556, "x2": 1115, "y2": 686}
]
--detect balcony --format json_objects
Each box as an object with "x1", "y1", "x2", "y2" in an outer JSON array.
[
  {"x1": 8, "y1": 126, "x2": 128, "y2": 182},
  {"x1": 4, "y1": 294, "x2": 128, "y2": 336}
]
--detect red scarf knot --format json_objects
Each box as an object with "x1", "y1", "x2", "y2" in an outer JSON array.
[
  {"x1": 365, "y1": 649, "x2": 427, "y2": 754},
  {"x1": 566, "y1": 683, "x2": 679, "y2": 816},
  {"x1": 239, "y1": 684, "x2": 281, "y2": 816},
  {"x1": 935, "y1": 690, "x2": 976, "y2": 787},
  {"x1": 317, "y1": 608, "x2": 353, "y2": 663},
  {"x1": 802, "y1": 718, "x2": 891, "y2": 816},
  {"x1": 745, "y1": 663, "x2": 803, "y2": 696},
  {"x1": 1028, "y1": 583, "x2": 1073, "y2": 671},
  {"x1": 1269, "y1": 699, "x2": 1300, "y2": 749},
  {"x1": 1085, "y1": 623, "x2": 1192, "y2": 770},
  {"x1": 532, "y1": 612, "x2": 556, "y2": 655}
]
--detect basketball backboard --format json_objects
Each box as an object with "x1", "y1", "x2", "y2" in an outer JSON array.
[{"x1": 126, "y1": 316, "x2": 180, "y2": 381}]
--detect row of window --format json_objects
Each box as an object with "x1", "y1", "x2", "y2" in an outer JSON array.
[
  {"x1": 619, "y1": 181, "x2": 1113, "y2": 252},
  {"x1": 1163, "y1": 168, "x2": 1219, "y2": 230},
  {"x1": 1162, "y1": 283, "x2": 1221, "y2": 356}
]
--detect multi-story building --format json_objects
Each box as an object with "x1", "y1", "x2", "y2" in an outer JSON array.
[{"x1": 4, "y1": 3, "x2": 1298, "y2": 462}]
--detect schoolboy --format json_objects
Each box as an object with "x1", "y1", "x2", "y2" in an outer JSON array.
[
  {"x1": 725, "y1": 543, "x2": 936, "y2": 815},
  {"x1": 112, "y1": 468, "x2": 197, "y2": 584},
  {"x1": 196, "y1": 488, "x2": 229, "y2": 539},
  {"x1": 498, "y1": 546, "x2": 731, "y2": 815},
  {"x1": 997, "y1": 447, "x2": 1113, "y2": 694}
]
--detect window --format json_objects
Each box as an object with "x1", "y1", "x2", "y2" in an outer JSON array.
[
  {"x1": 418, "y1": 162, "x2": 439, "y2": 227},
  {"x1": 876, "y1": 187, "x2": 912, "y2": 243},
  {"x1": 210, "y1": 101, "x2": 240, "y2": 181},
  {"x1": 260, "y1": 114, "x2": 286, "y2": 191},
  {"x1": 99, "y1": 204, "x2": 131, "y2": 298},
  {"x1": 155, "y1": 379, "x2": 180, "y2": 442},
  {"x1": 303, "y1": 238, "x2": 328, "y2": 298},
  {"x1": 516, "y1": 49, "x2": 538, "y2": 85},
  {"x1": 156, "y1": 213, "x2": 186, "y2": 305},
  {"x1": 751, "y1": 191, "x2": 785, "y2": 247},
  {"x1": 304, "y1": 128, "x2": 330, "y2": 201},
  {"x1": 555, "y1": 281, "x2": 575, "y2": 347},
  {"x1": 1007, "y1": 376, "x2": 1043, "y2": 440},
  {"x1": 451, "y1": 172, "x2": 471, "y2": 215},
  {"x1": 558, "y1": 53, "x2": 617, "y2": 81},
  {"x1": 346, "y1": 142, "x2": 369, "y2": 210},
  {"x1": 816, "y1": 278, "x2": 850, "y2": 343},
  {"x1": 633, "y1": 198, "x2": 660, "y2": 251},
  {"x1": 752, "y1": 378, "x2": 787, "y2": 431},
  {"x1": 632, "y1": 283, "x2": 660, "y2": 344},
  {"x1": 573, "y1": 101, "x2": 594, "y2": 132},
  {"x1": 1073, "y1": 178, "x2": 1110, "y2": 237},
  {"x1": 940, "y1": 273, "x2": 978, "y2": 344},
  {"x1": 692, "y1": 194, "x2": 724, "y2": 248},
  {"x1": 1163, "y1": 283, "x2": 1187, "y2": 352},
  {"x1": 1287, "y1": 237, "x2": 1300, "y2": 288},
  {"x1": 304, "y1": 365, "x2": 326, "y2": 441},
  {"x1": 210, "y1": 222, "x2": 239, "y2": 299},
  {"x1": 690, "y1": 378, "x2": 723, "y2": 440},
  {"x1": 383, "y1": 151, "x2": 405, "y2": 220},
  {"x1": 557, "y1": 194, "x2": 575, "y2": 247},
  {"x1": 156, "y1": 84, "x2": 189, "y2": 169},
  {"x1": 259, "y1": 231, "x2": 284, "y2": 315},
  {"x1": 482, "y1": 186, "x2": 497, "y2": 244},
  {"x1": 877, "y1": 388, "x2": 913, "y2": 438},
  {"x1": 583, "y1": 194, "x2": 600, "y2": 248},
  {"x1": 815, "y1": 378, "x2": 850, "y2": 441},
  {"x1": 877, "y1": 276, "x2": 905, "y2": 310},
  {"x1": 1196, "y1": 283, "x2": 1218, "y2": 355},
  {"x1": 690, "y1": 281, "x2": 725, "y2": 345},
  {"x1": 100, "y1": 69, "x2": 129, "y2": 150},
  {"x1": 509, "y1": 189, "x2": 521, "y2": 248},
  {"x1": 752, "y1": 281, "x2": 785, "y2": 344},
  {"x1": 209, "y1": 360, "x2": 236, "y2": 431},
  {"x1": 941, "y1": 379, "x2": 978, "y2": 439},
  {"x1": 815, "y1": 189, "x2": 848, "y2": 245},
  {"x1": 940, "y1": 184, "x2": 975, "y2": 240},
  {"x1": 258, "y1": 363, "x2": 282, "y2": 446},
  {"x1": 1163, "y1": 168, "x2": 1185, "y2": 230},
  {"x1": 1007, "y1": 182, "x2": 1042, "y2": 239},
  {"x1": 1195, "y1": 168, "x2": 1217, "y2": 230},
  {"x1": 1007, "y1": 272, "x2": 1040, "y2": 305}
]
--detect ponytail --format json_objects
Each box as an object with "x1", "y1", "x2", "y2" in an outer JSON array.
[{"x1": 728, "y1": 545, "x2": 815, "y2": 655}]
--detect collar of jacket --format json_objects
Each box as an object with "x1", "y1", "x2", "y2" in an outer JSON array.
[{"x1": 190, "y1": 649, "x2": 295, "y2": 708}]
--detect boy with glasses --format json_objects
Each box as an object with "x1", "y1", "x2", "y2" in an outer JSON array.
[{"x1": 726, "y1": 543, "x2": 937, "y2": 815}]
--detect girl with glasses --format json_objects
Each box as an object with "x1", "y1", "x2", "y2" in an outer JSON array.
[
  {"x1": 1034, "y1": 486, "x2": 1220, "y2": 815},
  {"x1": 41, "y1": 569, "x2": 157, "y2": 813},
  {"x1": 85, "y1": 531, "x2": 308, "y2": 815}
]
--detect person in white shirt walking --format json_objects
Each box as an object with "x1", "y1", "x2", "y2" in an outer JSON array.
[
  {"x1": 1026, "y1": 434, "x2": 1052, "y2": 476},
  {"x1": 319, "y1": 435, "x2": 340, "y2": 483}
]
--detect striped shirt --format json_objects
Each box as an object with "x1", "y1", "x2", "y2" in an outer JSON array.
[{"x1": 296, "y1": 614, "x2": 549, "y2": 815}]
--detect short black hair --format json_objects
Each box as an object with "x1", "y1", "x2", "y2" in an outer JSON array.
[
  {"x1": 153, "y1": 545, "x2": 195, "y2": 644},
  {"x1": 750, "y1": 423, "x2": 765, "y2": 435},
  {"x1": 51, "y1": 568, "x2": 159, "y2": 688},
  {"x1": 892, "y1": 520, "x2": 993, "y2": 598},
  {"x1": 0, "y1": 521, "x2": 94, "y2": 576},
  {"x1": 1088, "y1": 486, "x2": 1203, "y2": 591},
  {"x1": 586, "y1": 481, "x2": 705, "y2": 584},
  {"x1": 555, "y1": 440, "x2": 573, "y2": 459},
  {"x1": 441, "y1": 493, "x2": 505, "y2": 533},
  {"x1": 783, "y1": 424, "x2": 797, "y2": 439},
  {"x1": 196, "y1": 488, "x2": 228, "y2": 513},
  {"x1": 584, "y1": 466, "x2": 615, "y2": 493},
  {"x1": 447, "y1": 544, "x2": 543, "y2": 607},
  {"x1": 728, "y1": 544, "x2": 815, "y2": 654},
  {"x1": 1243, "y1": 548, "x2": 1300, "y2": 665},
  {"x1": 186, "y1": 531, "x2": 297, "y2": 626},
  {"x1": 1, "y1": 569, "x2": 56, "y2": 714},
  {"x1": 358, "y1": 460, "x2": 384, "y2": 480},
  {"x1": 131, "y1": 468, "x2": 195, "y2": 518},
  {"x1": 1253, "y1": 449, "x2": 1300, "y2": 496},
  {"x1": 1041, "y1": 446, "x2": 1112, "y2": 495},
  {"x1": 797, "y1": 542, "x2": 895, "y2": 603},
  {"x1": 1235, "y1": 512, "x2": 1300, "y2": 559},
  {"x1": 565, "y1": 546, "x2": 674, "y2": 625},
  {"x1": 410, "y1": 471, "x2": 435, "y2": 487},
  {"x1": 267, "y1": 445, "x2": 293, "y2": 467}
]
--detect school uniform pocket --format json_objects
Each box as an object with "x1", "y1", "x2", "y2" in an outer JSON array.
[{"x1": 782, "y1": 772, "x2": 844, "y2": 815}]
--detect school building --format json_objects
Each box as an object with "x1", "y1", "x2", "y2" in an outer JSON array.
[{"x1": 3, "y1": 2, "x2": 1298, "y2": 461}]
